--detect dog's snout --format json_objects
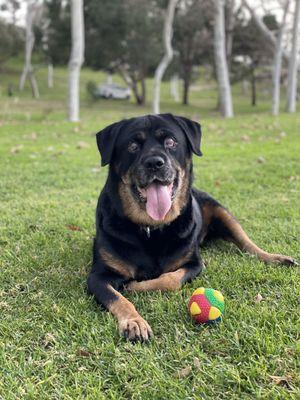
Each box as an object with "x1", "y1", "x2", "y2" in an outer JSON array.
[{"x1": 144, "y1": 155, "x2": 165, "y2": 171}]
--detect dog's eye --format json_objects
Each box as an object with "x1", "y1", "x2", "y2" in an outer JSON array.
[
  {"x1": 164, "y1": 137, "x2": 177, "y2": 149},
  {"x1": 128, "y1": 142, "x2": 140, "y2": 153}
]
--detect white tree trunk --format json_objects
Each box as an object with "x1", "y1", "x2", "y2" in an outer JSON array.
[
  {"x1": 68, "y1": 0, "x2": 85, "y2": 122},
  {"x1": 214, "y1": 0, "x2": 233, "y2": 118},
  {"x1": 170, "y1": 74, "x2": 180, "y2": 102},
  {"x1": 271, "y1": 0, "x2": 290, "y2": 116},
  {"x1": 19, "y1": 0, "x2": 39, "y2": 99},
  {"x1": 48, "y1": 63, "x2": 54, "y2": 88},
  {"x1": 286, "y1": 0, "x2": 300, "y2": 113},
  {"x1": 243, "y1": 0, "x2": 291, "y2": 65},
  {"x1": 152, "y1": 0, "x2": 178, "y2": 114},
  {"x1": 107, "y1": 73, "x2": 113, "y2": 84}
]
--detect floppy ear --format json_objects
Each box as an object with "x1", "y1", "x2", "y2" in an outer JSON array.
[
  {"x1": 96, "y1": 121, "x2": 122, "y2": 166},
  {"x1": 173, "y1": 115, "x2": 202, "y2": 156}
]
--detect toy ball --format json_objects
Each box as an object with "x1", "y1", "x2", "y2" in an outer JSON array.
[{"x1": 188, "y1": 287, "x2": 225, "y2": 324}]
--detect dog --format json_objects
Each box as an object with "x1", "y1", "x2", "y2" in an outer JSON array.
[{"x1": 87, "y1": 113, "x2": 296, "y2": 342}]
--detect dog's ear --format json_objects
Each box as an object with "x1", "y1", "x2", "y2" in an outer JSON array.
[
  {"x1": 96, "y1": 121, "x2": 122, "y2": 166},
  {"x1": 172, "y1": 115, "x2": 202, "y2": 156}
]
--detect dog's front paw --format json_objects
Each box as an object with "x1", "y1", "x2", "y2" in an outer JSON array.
[
  {"x1": 119, "y1": 316, "x2": 153, "y2": 343},
  {"x1": 124, "y1": 281, "x2": 141, "y2": 292},
  {"x1": 268, "y1": 254, "x2": 298, "y2": 266}
]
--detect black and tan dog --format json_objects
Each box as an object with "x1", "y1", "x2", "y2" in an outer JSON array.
[{"x1": 87, "y1": 113, "x2": 296, "y2": 342}]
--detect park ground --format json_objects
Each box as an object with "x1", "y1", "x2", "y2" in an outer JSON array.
[{"x1": 0, "y1": 61, "x2": 299, "y2": 399}]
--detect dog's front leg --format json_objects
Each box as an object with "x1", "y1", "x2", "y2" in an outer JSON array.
[
  {"x1": 87, "y1": 271, "x2": 153, "y2": 342},
  {"x1": 126, "y1": 261, "x2": 203, "y2": 292}
]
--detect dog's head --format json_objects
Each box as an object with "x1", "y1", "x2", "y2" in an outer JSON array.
[{"x1": 96, "y1": 114, "x2": 202, "y2": 226}]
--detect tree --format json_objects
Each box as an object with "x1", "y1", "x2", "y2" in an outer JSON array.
[
  {"x1": 0, "y1": 19, "x2": 23, "y2": 67},
  {"x1": 225, "y1": 0, "x2": 236, "y2": 71},
  {"x1": 173, "y1": 0, "x2": 212, "y2": 105},
  {"x1": 44, "y1": 0, "x2": 71, "y2": 65},
  {"x1": 232, "y1": 10, "x2": 274, "y2": 107},
  {"x1": 84, "y1": 0, "x2": 162, "y2": 105},
  {"x1": 0, "y1": 0, "x2": 21, "y2": 25},
  {"x1": 286, "y1": 0, "x2": 300, "y2": 113},
  {"x1": 68, "y1": 0, "x2": 84, "y2": 122},
  {"x1": 19, "y1": 0, "x2": 42, "y2": 99},
  {"x1": 213, "y1": 0, "x2": 233, "y2": 117},
  {"x1": 272, "y1": 0, "x2": 290, "y2": 115},
  {"x1": 242, "y1": 0, "x2": 290, "y2": 64},
  {"x1": 153, "y1": 0, "x2": 178, "y2": 114}
]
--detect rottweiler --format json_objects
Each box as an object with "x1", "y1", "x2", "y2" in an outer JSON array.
[{"x1": 87, "y1": 113, "x2": 296, "y2": 342}]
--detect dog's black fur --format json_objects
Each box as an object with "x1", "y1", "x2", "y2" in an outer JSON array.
[{"x1": 87, "y1": 113, "x2": 296, "y2": 342}]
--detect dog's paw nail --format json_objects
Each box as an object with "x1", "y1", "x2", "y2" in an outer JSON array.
[{"x1": 119, "y1": 316, "x2": 152, "y2": 343}]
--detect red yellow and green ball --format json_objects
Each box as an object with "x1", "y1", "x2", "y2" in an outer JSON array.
[{"x1": 188, "y1": 287, "x2": 225, "y2": 324}]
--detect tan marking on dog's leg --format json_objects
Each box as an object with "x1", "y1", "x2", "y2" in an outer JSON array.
[
  {"x1": 107, "y1": 285, "x2": 153, "y2": 341},
  {"x1": 215, "y1": 207, "x2": 297, "y2": 265},
  {"x1": 125, "y1": 268, "x2": 187, "y2": 292},
  {"x1": 100, "y1": 250, "x2": 135, "y2": 279}
]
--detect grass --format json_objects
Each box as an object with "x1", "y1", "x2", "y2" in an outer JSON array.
[{"x1": 0, "y1": 60, "x2": 299, "y2": 399}]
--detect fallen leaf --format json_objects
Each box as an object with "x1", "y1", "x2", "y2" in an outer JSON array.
[
  {"x1": 257, "y1": 156, "x2": 266, "y2": 164},
  {"x1": 241, "y1": 135, "x2": 250, "y2": 143},
  {"x1": 11, "y1": 145, "x2": 23, "y2": 154},
  {"x1": 278, "y1": 131, "x2": 287, "y2": 138},
  {"x1": 254, "y1": 293, "x2": 263, "y2": 303},
  {"x1": 66, "y1": 224, "x2": 82, "y2": 231},
  {"x1": 52, "y1": 150, "x2": 66, "y2": 157},
  {"x1": 269, "y1": 375, "x2": 293, "y2": 388},
  {"x1": 77, "y1": 141, "x2": 89, "y2": 149},
  {"x1": 174, "y1": 366, "x2": 192, "y2": 378},
  {"x1": 76, "y1": 349, "x2": 93, "y2": 357},
  {"x1": 193, "y1": 357, "x2": 201, "y2": 370},
  {"x1": 91, "y1": 166, "x2": 101, "y2": 173},
  {"x1": 42, "y1": 333, "x2": 56, "y2": 349},
  {"x1": 208, "y1": 123, "x2": 217, "y2": 130},
  {"x1": 234, "y1": 331, "x2": 240, "y2": 345},
  {"x1": 24, "y1": 132, "x2": 37, "y2": 140},
  {"x1": 0, "y1": 301, "x2": 11, "y2": 310}
]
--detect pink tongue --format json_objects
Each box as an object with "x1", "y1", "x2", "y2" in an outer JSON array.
[{"x1": 146, "y1": 183, "x2": 172, "y2": 221}]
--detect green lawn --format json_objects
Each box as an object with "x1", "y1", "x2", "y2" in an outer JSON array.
[{"x1": 0, "y1": 62, "x2": 299, "y2": 399}]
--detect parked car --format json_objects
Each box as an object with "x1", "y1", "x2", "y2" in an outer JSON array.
[{"x1": 87, "y1": 82, "x2": 131, "y2": 100}]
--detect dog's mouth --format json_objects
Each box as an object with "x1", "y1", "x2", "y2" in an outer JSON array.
[{"x1": 132, "y1": 174, "x2": 179, "y2": 221}]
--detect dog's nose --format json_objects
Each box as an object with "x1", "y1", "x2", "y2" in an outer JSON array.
[{"x1": 144, "y1": 155, "x2": 165, "y2": 170}]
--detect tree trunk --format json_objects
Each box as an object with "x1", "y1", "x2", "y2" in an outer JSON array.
[
  {"x1": 19, "y1": 0, "x2": 39, "y2": 99},
  {"x1": 182, "y1": 77, "x2": 190, "y2": 105},
  {"x1": 117, "y1": 65, "x2": 145, "y2": 105},
  {"x1": 286, "y1": 0, "x2": 300, "y2": 113},
  {"x1": 251, "y1": 65, "x2": 256, "y2": 106},
  {"x1": 106, "y1": 72, "x2": 113, "y2": 84},
  {"x1": 48, "y1": 63, "x2": 54, "y2": 88},
  {"x1": 68, "y1": 0, "x2": 85, "y2": 122},
  {"x1": 170, "y1": 74, "x2": 179, "y2": 102},
  {"x1": 129, "y1": 79, "x2": 145, "y2": 105},
  {"x1": 271, "y1": 0, "x2": 289, "y2": 116},
  {"x1": 152, "y1": 0, "x2": 178, "y2": 114},
  {"x1": 213, "y1": 0, "x2": 233, "y2": 117},
  {"x1": 140, "y1": 77, "x2": 146, "y2": 105}
]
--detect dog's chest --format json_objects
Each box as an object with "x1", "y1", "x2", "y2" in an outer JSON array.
[{"x1": 131, "y1": 228, "x2": 194, "y2": 280}]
